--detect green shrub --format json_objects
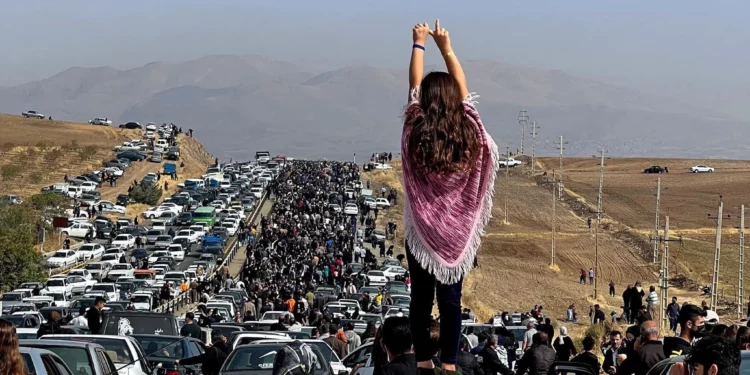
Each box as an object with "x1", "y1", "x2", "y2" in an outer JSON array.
[
  {"x1": 1, "y1": 165, "x2": 22, "y2": 180},
  {"x1": 28, "y1": 172, "x2": 43, "y2": 184},
  {"x1": 129, "y1": 184, "x2": 162, "y2": 205},
  {"x1": 44, "y1": 148, "x2": 64, "y2": 163},
  {"x1": 78, "y1": 145, "x2": 98, "y2": 161}
]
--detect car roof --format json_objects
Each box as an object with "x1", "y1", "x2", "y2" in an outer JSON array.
[{"x1": 20, "y1": 339, "x2": 98, "y2": 349}]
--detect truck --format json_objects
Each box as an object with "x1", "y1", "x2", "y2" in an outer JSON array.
[
  {"x1": 255, "y1": 151, "x2": 271, "y2": 162},
  {"x1": 498, "y1": 158, "x2": 522, "y2": 168},
  {"x1": 163, "y1": 163, "x2": 177, "y2": 176},
  {"x1": 22, "y1": 110, "x2": 45, "y2": 119}
]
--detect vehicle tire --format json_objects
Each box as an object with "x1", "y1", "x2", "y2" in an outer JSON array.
[{"x1": 693, "y1": 170, "x2": 697, "y2": 173}]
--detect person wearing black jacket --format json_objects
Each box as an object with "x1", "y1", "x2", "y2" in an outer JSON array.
[
  {"x1": 516, "y1": 332, "x2": 555, "y2": 375},
  {"x1": 571, "y1": 337, "x2": 601, "y2": 374},
  {"x1": 553, "y1": 327, "x2": 577, "y2": 361},
  {"x1": 37, "y1": 311, "x2": 66, "y2": 338},
  {"x1": 602, "y1": 331, "x2": 623, "y2": 374},
  {"x1": 456, "y1": 339, "x2": 483, "y2": 375},
  {"x1": 87, "y1": 297, "x2": 105, "y2": 334},
  {"x1": 617, "y1": 321, "x2": 665, "y2": 375},
  {"x1": 176, "y1": 336, "x2": 229, "y2": 375},
  {"x1": 479, "y1": 336, "x2": 512, "y2": 375}
]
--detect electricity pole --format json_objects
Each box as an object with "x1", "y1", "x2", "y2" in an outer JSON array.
[
  {"x1": 740, "y1": 205, "x2": 745, "y2": 319},
  {"x1": 503, "y1": 147, "x2": 511, "y2": 225},
  {"x1": 552, "y1": 170, "x2": 557, "y2": 267},
  {"x1": 519, "y1": 111, "x2": 528, "y2": 155},
  {"x1": 710, "y1": 196, "x2": 725, "y2": 310},
  {"x1": 592, "y1": 150, "x2": 607, "y2": 298},
  {"x1": 530, "y1": 122, "x2": 537, "y2": 175},
  {"x1": 557, "y1": 136, "x2": 567, "y2": 199},
  {"x1": 653, "y1": 178, "x2": 661, "y2": 264},
  {"x1": 661, "y1": 216, "x2": 670, "y2": 328}
]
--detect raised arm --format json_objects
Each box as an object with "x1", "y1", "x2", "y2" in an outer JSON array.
[
  {"x1": 409, "y1": 23, "x2": 431, "y2": 99},
  {"x1": 431, "y1": 19, "x2": 469, "y2": 98}
]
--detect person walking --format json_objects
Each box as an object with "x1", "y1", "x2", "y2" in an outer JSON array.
[
  {"x1": 609, "y1": 280, "x2": 616, "y2": 297},
  {"x1": 665, "y1": 296, "x2": 680, "y2": 333},
  {"x1": 402, "y1": 20, "x2": 499, "y2": 374},
  {"x1": 553, "y1": 326, "x2": 577, "y2": 361},
  {"x1": 588, "y1": 268, "x2": 594, "y2": 285}
]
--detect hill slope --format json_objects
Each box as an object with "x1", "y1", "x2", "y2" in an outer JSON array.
[
  {"x1": 2, "y1": 55, "x2": 747, "y2": 160},
  {"x1": 0, "y1": 114, "x2": 214, "y2": 200}
]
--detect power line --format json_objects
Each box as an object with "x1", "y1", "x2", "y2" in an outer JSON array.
[{"x1": 503, "y1": 146, "x2": 511, "y2": 225}]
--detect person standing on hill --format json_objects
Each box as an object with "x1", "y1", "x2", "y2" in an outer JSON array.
[
  {"x1": 646, "y1": 285, "x2": 659, "y2": 321},
  {"x1": 609, "y1": 280, "x2": 616, "y2": 297},
  {"x1": 589, "y1": 268, "x2": 595, "y2": 285},
  {"x1": 402, "y1": 20, "x2": 498, "y2": 374}
]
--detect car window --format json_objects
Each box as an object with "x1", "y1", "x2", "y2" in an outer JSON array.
[{"x1": 45, "y1": 347, "x2": 92, "y2": 375}]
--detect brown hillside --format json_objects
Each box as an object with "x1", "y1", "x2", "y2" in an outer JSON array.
[{"x1": 0, "y1": 113, "x2": 214, "y2": 200}]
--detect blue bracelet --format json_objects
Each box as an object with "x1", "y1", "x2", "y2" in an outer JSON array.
[{"x1": 413, "y1": 44, "x2": 425, "y2": 51}]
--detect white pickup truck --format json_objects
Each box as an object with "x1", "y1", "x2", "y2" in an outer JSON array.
[
  {"x1": 499, "y1": 158, "x2": 523, "y2": 168},
  {"x1": 89, "y1": 117, "x2": 112, "y2": 126},
  {"x1": 22, "y1": 110, "x2": 45, "y2": 119}
]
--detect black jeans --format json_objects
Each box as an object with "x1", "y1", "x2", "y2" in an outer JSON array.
[{"x1": 407, "y1": 244, "x2": 463, "y2": 364}]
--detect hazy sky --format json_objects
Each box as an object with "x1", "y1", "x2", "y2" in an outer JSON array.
[{"x1": 2, "y1": 0, "x2": 749, "y2": 95}]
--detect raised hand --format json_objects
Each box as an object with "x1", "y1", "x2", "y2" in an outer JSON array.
[
  {"x1": 429, "y1": 19, "x2": 451, "y2": 53},
  {"x1": 412, "y1": 23, "x2": 431, "y2": 46}
]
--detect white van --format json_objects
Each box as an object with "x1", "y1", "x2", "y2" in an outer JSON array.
[{"x1": 154, "y1": 139, "x2": 169, "y2": 152}]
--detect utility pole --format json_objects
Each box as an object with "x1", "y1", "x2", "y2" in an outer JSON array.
[
  {"x1": 740, "y1": 205, "x2": 745, "y2": 319},
  {"x1": 552, "y1": 170, "x2": 557, "y2": 267},
  {"x1": 710, "y1": 196, "x2": 724, "y2": 310},
  {"x1": 518, "y1": 111, "x2": 528, "y2": 155},
  {"x1": 653, "y1": 178, "x2": 661, "y2": 264},
  {"x1": 591, "y1": 150, "x2": 607, "y2": 298},
  {"x1": 557, "y1": 136, "x2": 567, "y2": 199},
  {"x1": 530, "y1": 121, "x2": 538, "y2": 176},
  {"x1": 503, "y1": 147, "x2": 510, "y2": 225},
  {"x1": 660, "y1": 216, "x2": 670, "y2": 328}
]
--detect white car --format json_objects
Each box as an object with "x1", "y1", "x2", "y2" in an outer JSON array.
[
  {"x1": 41, "y1": 292, "x2": 70, "y2": 308},
  {"x1": 45, "y1": 277, "x2": 73, "y2": 295},
  {"x1": 498, "y1": 158, "x2": 523, "y2": 168},
  {"x1": 381, "y1": 266, "x2": 407, "y2": 279},
  {"x1": 151, "y1": 220, "x2": 167, "y2": 232},
  {"x1": 375, "y1": 198, "x2": 391, "y2": 208},
  {"x1": 188, "y1": 225, "x2": 206, "y2": 239},
  {"x1": 100, "y1": 254, "x2": 121, "y2": 266},
  {"x1": 366, "y1": 270, "x2": 388, "y2": 286},
  {"x1": 250, "y1": 187, "x2": 263, "y2": 199},
  {"x1": 47, "y1": 250, "x2": 78, "y2": 268},
  {"x1": 148, "y1": 251, "x2": 171, "y2": 264},
  {"x1": 90, "y1": 283, "x2": 118, "y2": 301},
  {"x1": 363, "y1": 197, "x2": 377, "y2": 209},
  {"x1": 39, "y1": 335, "x2": 152, "y2": 375},
  {"x1": 691, "y1": 165, "x2": 715, "y2": 173},
  {"x1": 76, "y1": 181, "x2": 98, "y2": 192},
  {"x1": 330, "y1": 204, "x2": 342, "y2": 213},
  {"x1": 66, "y1": 275, "x2": 95, "y2": 294},
  {"x1": 108, "y1": 264, "x2": 135, "y2": 280},
  {"x1": 144, "y1": 131, "x2": 155, "y2": 139},
  {"x1": 97, "y1": 201, "x2": 127, "y2": 214},
  {"x1": 174, "y1": 229, "x2": 200, "y2": 244},
  {"x1": 111, "y1": 234, "x2": 136, "y2": 250},
  {"x1": 67, "y1": 269, "x2": 95, "y2": 282},
  {"x1": 76, "y1": 243, "x2": 105, "y2": 261},
  {"x1": 94, "y1": 167, "x2": 124, "y2": 177},
  {"x1": 220, "y1": 221, "x2": 238, "y2": 236},
  {"x1": 159, "y1": 202, "x2": 183, "y2": 213},
  {"x1": 89, "y1": 117, "x2": 112, "y2": 126},
  {"x1": 344, "y1": 203, "x2": 359, "y2": 215},
  {"x1": 167, "y1": 244, "x2": 185, "y2": 261},
  {"x1": 59, "y1": 222, "x2": 96, "y2": 238},
  {"x1": 146, "y1": 123, "x2": 157, "y2": 131},
  {"x1": 142, "y1": 206, "x2": 174, "y2": 219}
]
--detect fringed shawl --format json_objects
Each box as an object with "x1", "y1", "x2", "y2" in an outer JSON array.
[{"x1": 401, "y1": 88, "x2": 499, "y2": 284}]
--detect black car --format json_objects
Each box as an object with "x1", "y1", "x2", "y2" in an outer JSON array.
[
  {"x1": 221, "y1": 343, "x2": 333, "y2": 375},
  {"x1": 101, "y1": 311, "x2": 179, "y2": 336},
  {"x1": 117, "y1": 151, "x2": 146, "y2": 161},
  {"x1": 643, "y1": 165, "x2": 668, "y2": 174},
  {"x1": 116, "y1": 194, "x2": 129, "y2": 206},
  {"x1": 83, "y1": 173, "x2": 102, "y2": 183},
  {"x1": 131, "y1": 248, "x2": 148, "y2": 260},
  {"x1": 176, "y1": 212, "x2": 193, "y2": 226},
  {"x1": 119, "y1": 122, "x2": 143, "y2": 129},
  {"x1": 131, "y1": 335, "x2": 206, "y2": 375},
  {"x1": 167, "y1": 150, "x2": 179, "y2": 161},
  {"x1": 94, "y1": 221, "x2": 114, "y2": 239}
]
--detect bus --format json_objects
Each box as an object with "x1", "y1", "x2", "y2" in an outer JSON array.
[{"x1": 192, "y1": 207, "x2": 217, "y2": 227}]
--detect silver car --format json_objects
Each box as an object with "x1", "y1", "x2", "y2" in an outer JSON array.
[
  {"x1": 150, "y1": 152, "x2": 162, "y2": 163},
  {"x1": 20, "y1": 347, "x2": 74, "y2": 375},
  {"x1": 154, "y1": 235, "x2": 172, "y2": 250}
]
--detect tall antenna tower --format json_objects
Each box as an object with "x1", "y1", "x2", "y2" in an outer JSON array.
[{"x1": 518, "y1": 110, "x2": 528, "y2": 155}]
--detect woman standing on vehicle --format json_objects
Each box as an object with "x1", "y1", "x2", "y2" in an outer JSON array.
[
  {"x1": 403, "y1": 20, "x2": 498, "y2": 373},
  {"x1": 0, "y1": 318, "x2": 26, "y2": 375}
]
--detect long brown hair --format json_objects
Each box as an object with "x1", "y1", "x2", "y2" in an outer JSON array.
[
  {"x1": 0, "y1": 319, "x2": 25, "y2": 375},
  {"x1": 408, "y1": 72, "x2": 479, "y2": 174}
]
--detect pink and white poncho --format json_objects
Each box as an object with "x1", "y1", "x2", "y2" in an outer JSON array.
[{"x1": 401, "y1": 88, "x2": 499, "y2": 284}]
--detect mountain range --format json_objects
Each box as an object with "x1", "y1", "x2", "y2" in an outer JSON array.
[{"x1": 1, "y1": 54, "x2": 747, "y2": 160}]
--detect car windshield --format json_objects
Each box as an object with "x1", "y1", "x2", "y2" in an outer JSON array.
[
  {"x1": 133, "y1": 336, "x2": 186, "y2": 358},
  {"x1": 115, "y1": 235, "x2": 129, "y2": 241},
  {"x1": 224, "y1": 346, "x2": 281, "y2": 371},
  {"x1": 368, "y1": 271, "x2": 383, "y2": 276},
  {"x1": 112, "y1": 265, "x2": 129, "y2": 270},
  {"x1": 157, "y1": 236, "x2": 171, "y2": 242},
  {"x1": 132, "y1": 295, "x2": 151, "y2": 303},
  {"x1": 53, "y1": 252, "x2": 69, "y2": 257},
  {"x1": 42, "y1": 347, "x2": 93, "y2": 375},
  {"x1": 92, "y1": 285, "x2": 115, "y2": 292},
  {"x1": 85, "y1": 264, "x2": 103, "y2": 270},
  {"x1": 147, "y1": 230, "x2": 161, "y2": 236},
  {"x1": 103, "y1": 315, "x2": 177, "y2": 336},
  {"x1": 47, "y1": 280, "x2": 65, "y2": 286},
  {"x1": 326, "y1": 306, "x2": 345, "y2": 313},
  {"x1": 47, "y1": 293, "x2": 64, "y2": 301},
  {"x1": 102, "y1": 255, "x2": 118, "y2": 261}
]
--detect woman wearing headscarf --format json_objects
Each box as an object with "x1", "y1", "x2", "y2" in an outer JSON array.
[{"x1": 553, "y1": 326, "x2": 578, "y2": 361}]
